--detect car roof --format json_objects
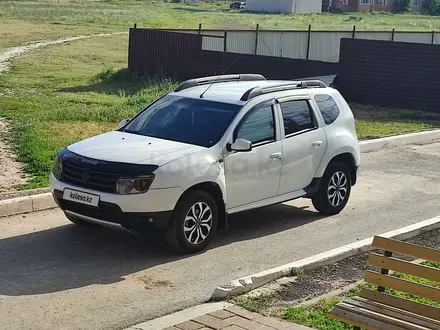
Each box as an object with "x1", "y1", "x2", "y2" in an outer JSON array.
[{"x1": 169, "y1": 80, "x2": 315, "y2": 105}]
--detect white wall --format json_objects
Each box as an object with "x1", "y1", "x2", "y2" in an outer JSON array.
[
  {"x1": 177, "y1": 29, "x2": 440, "y2": 62},
  {"x1": 295, "y1": 0, "x2": 322, "y2": 13},
  {"x1": 247, "y1": 0, "x2": 294, "y2": 14},
  {"x1": 247, "y1": 0, "x2": 322, "y2": 14}
]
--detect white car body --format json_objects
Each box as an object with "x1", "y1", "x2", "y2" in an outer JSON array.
[{"x1": 50, "y1": 75, "x2": 360, "y2": 253}]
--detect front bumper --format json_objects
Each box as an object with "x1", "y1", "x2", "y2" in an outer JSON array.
[
  {"x1": 52, "y1": 189, "x2": 172, "y2": 230},
  {"x1": 50, "y1": 173, "x2": 183, "y2": 230}
]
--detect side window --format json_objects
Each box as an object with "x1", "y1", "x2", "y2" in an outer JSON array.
[
  {"x1": 280, "y1": 100, "x2": 316, "y2": 136},
  {"x1": 314, "y1": 94, "x2": 340, "y2": 125},
  {"x1": 236, "y1": 105, "x2": 275, "y2": 145}
]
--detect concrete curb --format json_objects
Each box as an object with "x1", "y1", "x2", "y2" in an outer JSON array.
[
  {"x1": 359, "y1": 129, "x2": 440, "y2": 152},
  {"x1": 124, "y1": 302, "x2": 233, "y2": 330},
  {"x1": 1, "y1": 129, "x2": 440, "y2": 219},
  {"x1": 211, "y1": 215, "x2": 440, "y2": 300},
  {"x1": 0, "y1": 192, "x2": 56, "y2": 218}
]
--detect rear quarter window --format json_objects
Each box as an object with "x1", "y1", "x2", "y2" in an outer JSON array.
[{"x1": 314, "y1": 94, "x2": 340, "y2": 125}]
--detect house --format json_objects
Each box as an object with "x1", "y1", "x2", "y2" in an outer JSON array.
[
  {"x1": 246, "y1": 0, "x2": 322, "y2": 14},
  {"x1": 331, "y1": 0, "x2": 422, "y2": 12}
]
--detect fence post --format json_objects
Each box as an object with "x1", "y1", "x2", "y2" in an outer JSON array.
[
  {"x1": 134, "y1": 23, "x2": 137, "y2": 29},
  {"x1": 198, "y1": 23, "x2": 202, "y2": 35},
  {"x1": 223, "y1": 31, "x2": 228, "y2": 53},
  {"x1": 352, "y1": 25, "x2": 356, "y2": 39},
  {"x1": 254, "y1": 24, "x2": 259, "y2": 55},
  {"x1": 306, "y1": 24, "x2": 312, "y2": 60},
  {"x1": 432, "y1": 30, "x2": 435, "y2": 44},
  {"x1": 391, "y1": 28, "x2": 395, "y2": 42}
]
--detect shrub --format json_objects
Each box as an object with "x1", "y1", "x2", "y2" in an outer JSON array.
[
  {"x1": 422, "y1": 0, "x2": 440, "y2": 15},
  {"x1": 394, "y1": 0, "x2": 412, "y2": 13}
]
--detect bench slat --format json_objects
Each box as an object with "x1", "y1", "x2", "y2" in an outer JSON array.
[
  {"x1": 372, "y1": 237, "x2": 440, "y2": 263},
  {"x1": 331, "y1": 302, "x2": 430, "y2": 330},
  {"x1": 368, "y1": 253, "x2": 440, "y2": 282},
  {"x1": 364, "y1": 271, "x2": 440, "y2": 302},
  {"x1": 360, "y1": 289, "x2": 440, "y2": 322},
  {"x1": 328, "y1": 304, "x2": 403, "y2": 330},
  {"x1": 348, "y1": 297, "x2": 440, "y2": 329}
]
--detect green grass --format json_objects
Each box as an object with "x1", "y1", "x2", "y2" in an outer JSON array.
[
  {"x1": 351, "y1": 103, "x2": 440, "y2": 139},
  {"x1": 0, "y1": 34, "x2": 177, "y2": 189},
  {"x1": 2, "y1": 0, "x2": 440, "y2": 49},
  {"x1": 274, "y1": 262, "x2": 440, "y2": 330}
]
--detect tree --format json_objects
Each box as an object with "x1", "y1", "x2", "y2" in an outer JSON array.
[
  {"x1": 394, "y1": 0, "x2": 412, "y2": 13},
  {"x1": 422, "y1": 0, "x2": 440, "y2": 15}
]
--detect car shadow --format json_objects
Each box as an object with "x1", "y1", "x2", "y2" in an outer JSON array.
[{"x1": 0, "y1": 203, "x2": 324, "y2": 296}]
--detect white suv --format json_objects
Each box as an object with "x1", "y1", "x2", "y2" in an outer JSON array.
[{"x1": 50, "y1": 74, "x2": 360, "y2": 253}]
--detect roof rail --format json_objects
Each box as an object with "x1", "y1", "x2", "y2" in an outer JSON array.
[
  {"x1": 174, "y1": 74, "x2": 266, "y2": 92},
  {"x1": 240, "y1": 80, "x2": 326, "y2": 101}
]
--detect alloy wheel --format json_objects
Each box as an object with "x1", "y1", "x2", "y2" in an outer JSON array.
[
  {"x1": 183, "y1": 202, "x2": 213, "y2": 245},
  {"x1": 327, "y1": 171, "x2": 348, "y2": 207}
]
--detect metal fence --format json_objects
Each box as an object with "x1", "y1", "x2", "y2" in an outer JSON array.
[
  {"x1": 337, "y1": 38, "x2": 440, "y2": 112},
  {"x1": 169, "y1": 25, "x2": 440, "y2": 63},
  {"x1": 128, "y1": 28, "x2": 338, "y2": 79}
]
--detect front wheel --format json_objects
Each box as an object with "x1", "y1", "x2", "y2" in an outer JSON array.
[
  {"x1": 165, "y1": 190, "x2": 218, "y2": 254},
  {"x1": 312, "y1": 161, "x2": 352, "y2": 215}
]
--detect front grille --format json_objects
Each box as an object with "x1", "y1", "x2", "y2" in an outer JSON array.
[{"x1": 62, "y1": 160, "x2": 120, "y2": 193}]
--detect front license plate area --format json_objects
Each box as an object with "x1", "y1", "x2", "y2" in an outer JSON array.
[{"x1": 63, "y1": 189, "x2": 100, "y2": 207}]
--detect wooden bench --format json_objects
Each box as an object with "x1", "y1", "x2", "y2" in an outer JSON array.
[{"x1": 327, "y1": 236, "x2": 440, "y2": 330}]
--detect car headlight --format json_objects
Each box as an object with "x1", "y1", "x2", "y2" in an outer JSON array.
[
  {"x1": 116, "y1": 175, "x2": 155, "y2": 195},
  {"x1": 52, "y1": 154, "x2": 62, "y2": 180}
]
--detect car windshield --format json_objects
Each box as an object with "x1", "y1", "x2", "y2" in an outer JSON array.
[{"x1": 123, "y1": 95, "x2": 242, "y2": 147}]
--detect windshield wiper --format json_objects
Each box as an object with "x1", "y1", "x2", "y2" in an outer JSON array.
[{"x1": 123, "y1": 129, "x2": 145, "y2": 136}]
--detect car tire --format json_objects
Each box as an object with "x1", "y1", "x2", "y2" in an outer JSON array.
[
  {"x1": 65, "y1": 213, "x2": 94, "y2": 225},
  {"x1": 312, "y1": 161, "x2": 352, "y2": 215},
  {"x1": 165, "y1": 190, "x2": 218, "y2": 254}
]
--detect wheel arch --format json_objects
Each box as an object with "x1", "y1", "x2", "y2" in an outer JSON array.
[
  {"x1": 327, "y1": 153, "x2": 357, "y2": 185},
  {"x1": 177, "y1": 181, "x2": 227, "y2": 230}
]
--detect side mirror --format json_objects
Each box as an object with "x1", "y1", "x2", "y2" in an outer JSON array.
[
  {"x1": 118, "y1": 119, "x2": 129, "y2": 129},
  {"x1": 228, "y1": 138, "x2": 252, "y2": 152}
]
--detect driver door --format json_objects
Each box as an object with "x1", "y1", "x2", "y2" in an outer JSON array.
[{"x1": 224, "y1": 103, "x2": 283, "y2": 211}]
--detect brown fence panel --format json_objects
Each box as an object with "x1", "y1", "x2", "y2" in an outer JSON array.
[
  {"x1": 128, "y1": 28, "x2": 202, "y2": 76},
  {"x1": 337, "y1": 38, "x2": 440, "y2": 112},
  {"x1": 128, "y1": 29, "x2": 338, "y2": 80}
]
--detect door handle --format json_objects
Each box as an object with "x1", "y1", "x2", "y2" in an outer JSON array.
[
  {"x1": 312, "y1": 141, "x2": 323, "y2": 148},
  {"x1": 269, "y1": 152, "x2": 282, "y2": 160}
]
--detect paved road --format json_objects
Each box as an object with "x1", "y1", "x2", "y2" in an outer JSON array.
[{"x1": 2, "y1": 142, "x2": 440, "y2": 330}]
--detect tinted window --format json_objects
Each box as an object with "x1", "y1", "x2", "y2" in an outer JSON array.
[
  {"x1": 236, "y1": 106, "x2": 275, "y2": 145},
  {"x1": 314, "y1": 94, "x2": 340, "y2": 125},
  {"x1": 123, "y1": 95, "x2": 241, "y2": 147},
  {"x1": 280, "y1": 100, "x2": 315, "y2": 136}
]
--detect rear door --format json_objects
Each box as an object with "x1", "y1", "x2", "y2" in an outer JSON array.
[{"x1": 276, "y1": 97, "x2": 327, "y2": 195}]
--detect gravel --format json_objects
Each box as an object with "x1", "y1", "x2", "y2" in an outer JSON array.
[{"x1": 237, "y1": 229, "x2": 440, "y2": 313}]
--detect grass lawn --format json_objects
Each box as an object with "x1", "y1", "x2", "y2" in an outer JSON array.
[
  {"x1": 240, "y1": 261, "x2": 440, "y2": 330},
  {"x1": 0, "y1": 33, "x2": 439, "y2": 189},
  {"x1": 351, "y1": 104, "x2": 440, "y2": 139},
  {"x1": 0, "y1": 34, "x2": 176, "y2": 188},
  {"x1": 2, "y1": 0, "x2": 440, "y2": 49},
  {"x1": 0, "y1": 19, "x2": 120, "y2": 49}
]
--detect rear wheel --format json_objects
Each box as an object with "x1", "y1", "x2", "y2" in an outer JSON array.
[
  {"x1": 165, "y1": 190, "x2": 218, "y2": 254},
  {"x1": 312, "y1": 161, "x2": 352, "y2": 215}
]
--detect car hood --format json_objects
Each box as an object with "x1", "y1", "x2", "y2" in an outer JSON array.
[{"x1": 67, "y1": 131, "x2": 205, "y2": 166}]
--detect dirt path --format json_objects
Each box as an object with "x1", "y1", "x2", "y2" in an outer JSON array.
[
  {"x1": 0, "y1": 119, "x2": 28, "y2": 192},
  {"x1": 0, "y1": 32, "x2": 127, "y2": 192},
  {"x1": 0, "y1": 32, "x2": 127, "y2": 74}
]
